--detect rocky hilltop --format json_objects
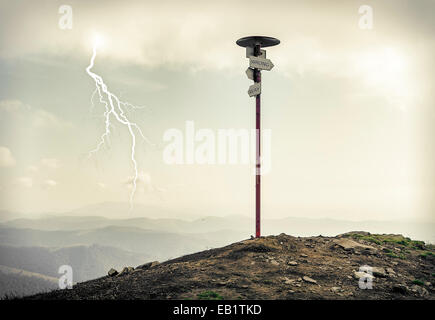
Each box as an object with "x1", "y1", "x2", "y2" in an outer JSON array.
[{"x1": 27, "y1": 232, "x2": 434, "y2": 300}]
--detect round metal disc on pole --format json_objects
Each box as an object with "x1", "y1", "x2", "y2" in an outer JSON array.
[{"x1": 236, "y1": 36, "x2": 280, "y2": 48}]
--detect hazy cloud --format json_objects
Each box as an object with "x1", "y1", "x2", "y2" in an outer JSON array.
[
  {"x1": 42, "y1": 179, "x2": 57, "y2": 189},
  {"x1": 124, "y1": 171, "x2": 162, "y2": 193},
  {"x1": 26, "y1": 165, "x2": 39, "y2": 173},
  {"x1": 0, "y1": 146, "x2": 16, "y2": 167},
  {"x1": 40, "y1": 158, "x2": 60, "y2": 169},
  {"x1": 15, "y1": 177, "x2": 33, "y2": 188},
  {"x1": 32, "y1": 109, "x2": 73, "y2": 129},
  {"x1": 0, "y1": 1, "x2": 430, "y2": 112},
  {"x1": 0, "y1": 99, "x2": 73, "y2": 129},
  {"x1": 97, "y1": 182, "x2": 107, "y2": 189},
  {"x1": 0, "y1": 100, "x2": 31, "y2": 113},
  {"x1": 0, "y1": 0, "x2": 433, "y2": 222}
]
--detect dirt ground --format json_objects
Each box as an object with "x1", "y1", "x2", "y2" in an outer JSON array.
[{"x1": 27, "y1": 232, "x2": 435, "y2": 300}]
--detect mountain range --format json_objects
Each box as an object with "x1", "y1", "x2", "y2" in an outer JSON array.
[{"x1": 0, "y1": 202, "x2": 433, "y2": 298}]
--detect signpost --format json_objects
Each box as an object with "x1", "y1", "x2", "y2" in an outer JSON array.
[
  {"x1": 248, "y1": 83, "x2": 261, "y2": 97},
  {"x1": 236, "y1": 36, "x2": 280, "y2": 238},
  {"x1": 249, "y1": 56, "x2": 274, "y2": 71},
  {"x1": 245, "y1": 68, "x2": 255, "y2": 81}
]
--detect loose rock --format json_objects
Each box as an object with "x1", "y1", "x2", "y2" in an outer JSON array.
[
  {"x1": 270, "y1": 259, "x2": 279, "y2": 266},
  {"x1": 118, "y1": 267, "x2": 132, "y2": 276},
  {"x1": 334, "y1": 238, "x2": 377, "y2": 253},
  {"x1": 283, "y1": 277, "x2": 296, "y2": 285},
  {"x1": 108, "y1": 268, "x2": 118, "y2": 277},
  {"x1": 136, "y1": 261, "x2": 160, "y2": 270},
  {"x1": 302, "y1": 276, "x2": 317, "y2": 284},
  {"x1": 372, "y1": 267, "x2": 387, "y2": 278},
  {"x1": 392, "y1": 284, "x2": 408, "y2": 294},
  {"x1": 354, "y1": 271, "x2": 375, "y2": 280},
  {"x1": 386, "y1": 267, "x2": 395, "y2": 275}
]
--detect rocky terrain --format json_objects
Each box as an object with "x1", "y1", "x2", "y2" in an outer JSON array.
[{"x1": 27, "y1": 232, "x2": 435, "y2": 300}]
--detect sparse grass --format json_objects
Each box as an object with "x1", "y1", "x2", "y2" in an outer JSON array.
[
  {"x1": 349, "y1": 233, "x2": 426, "y2": 250},
  {"x1": 197, "y1": 291, "x2": 224, "y2": 300},
  {"x1": 419, "y1": 251, "x2": 435, "y2": 259},
  {"x1": 386, "y1": 252, "x2": 406, "y2": 260},
  {"x1": 262, "y1": 279, "x2": 274, "y2": 285},
  {"x1": 350, "y1": 234, "x2": 382, "y2": 245},
  {"x1": 410, "y1": 241, "x2": 426, "y2": 250},
  {"x1": 412, "y1": 279, "x2": 424, "y2": 286}
]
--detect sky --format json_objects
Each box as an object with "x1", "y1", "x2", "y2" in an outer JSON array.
[{"x1": 0, "y1": 0, "x2": 434, "y2": 222}]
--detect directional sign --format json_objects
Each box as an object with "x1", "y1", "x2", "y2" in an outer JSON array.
[
  {"x1": 248, "y1": 83, "x2": 261, "y2": 97},
  {"x1": 249, "y1": 56, "x2": 274, "y2": 71},
  {"x1": 246, "y1": 47, "x2": 266, "y2": 59},
  {"x1": 246, "y1": 68, "x2": 255, "y2": 80}
]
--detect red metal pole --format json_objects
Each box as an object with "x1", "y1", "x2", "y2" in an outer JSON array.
[{"x1": 254, "y1": 44, "x2": 261, "y2": 238}]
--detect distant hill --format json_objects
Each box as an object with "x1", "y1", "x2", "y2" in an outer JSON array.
[
  {"x1": 1, "y1": 214, "x2": 251, "y2": 233},
  {"x1": 0, "y1": 226, "x2": 241, "y2": 261},
  {"x1": 0, "y1": 244, "x2": 148, "y2": 283},
  {"x1": 26, "y1": 232, "x2": 435, "y2": 300},
  {"x1": 0, "y1": 265, "x2": 58, "y2": 298},
  {"x1": 1, "y1": 209, "x2": 434, "y2": 298},
  {"x1": 68, "y1": 202, "x2": 204, "y2": 220},
  {"x1": 0, "y1": 242, "x2": 152, "y2": 298},
  {"x1": 3, "y1": 214, "x2": 434, "y2": 244}
]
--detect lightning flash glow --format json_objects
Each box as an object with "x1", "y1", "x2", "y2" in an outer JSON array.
[{"x1": 86, "y1": 39, "x2": 151, "y2": 209}]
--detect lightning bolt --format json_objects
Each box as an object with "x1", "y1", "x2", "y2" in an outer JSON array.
[{"x1": 86, "y1": 42, "x2": 152, "y2": 209}]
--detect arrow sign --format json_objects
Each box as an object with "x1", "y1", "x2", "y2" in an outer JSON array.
[
  {"x1": 249, "y1": 56, "x2": 274, "y2": 71},
  {"x1": 246, "y1": 68, "x2": 255, "y2": 80},
  {"x1": 248, "y1": 83, "x2": 261, "y2": 97}
]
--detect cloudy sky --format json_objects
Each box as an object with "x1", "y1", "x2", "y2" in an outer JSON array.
[{"x1": 0, "y1": 0, "x2": 434, "y2": 222}]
